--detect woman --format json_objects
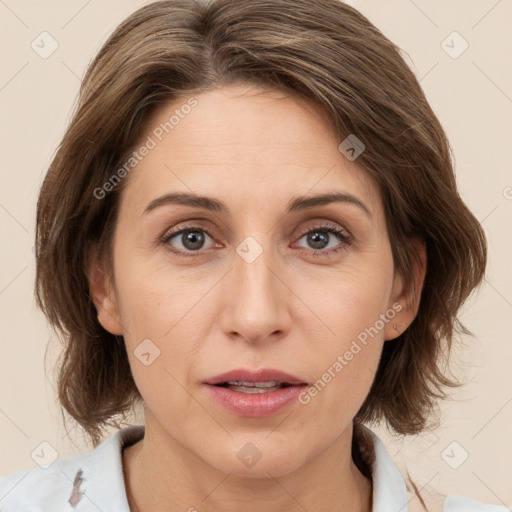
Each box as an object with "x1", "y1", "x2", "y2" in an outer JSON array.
[{"x1": 0, "y1": 1, "x2": 507, "y2": 510}]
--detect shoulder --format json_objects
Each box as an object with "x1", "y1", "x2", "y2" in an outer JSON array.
[
  {"x1": 405, "y1": 477, "x2": 509, "y2": 512},
  {"x1": 360, "y1": 425, "x2": 508, "y2": 512},
  {"x1": 0, "y1": 452, "x2": 93, "y2": 511},
  {"x1": 0, "y1": 425, "x2": 144, "y2": 512}
]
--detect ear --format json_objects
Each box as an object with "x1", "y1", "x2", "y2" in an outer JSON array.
[
  {"x1": 384, "y1": 238, "x2": 427, "y2": 341},
  {"x1": 87, "y1": 257, "x2": 124, "y2": 336}
]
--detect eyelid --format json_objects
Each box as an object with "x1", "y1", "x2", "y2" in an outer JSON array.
[
  {"x1": 294, "y1": 220, "x2": 351, "y2": 241},
  {"x1": 161, "y1": 222, "x2": 218, "y2": 246}
]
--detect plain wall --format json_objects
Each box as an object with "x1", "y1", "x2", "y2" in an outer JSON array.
[{"x1": 1, "y1": 0, "x2": 511, "y2": 507}]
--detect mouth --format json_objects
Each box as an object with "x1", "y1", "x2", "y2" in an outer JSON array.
[
  {"x1": 204, "y1": 368, "x2": 307, "y2": 389},
  {"x1": 203, "y1": 368, "x2": 308, "y2": 417}
]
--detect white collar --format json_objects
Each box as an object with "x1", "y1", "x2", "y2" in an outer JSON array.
[
  {"x1": 3, "y1": 424, "x2": 504, "y2": 510},
  {"x1": 88, "y1": 424, "x2": 412, "y2": 511},
  {"x1": 363, "y1": 426, "x2": 410, "y2": 510}
]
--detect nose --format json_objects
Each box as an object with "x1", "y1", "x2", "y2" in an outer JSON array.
[{"x1": 219, "y1": 241, "x2": 292, "y2": 345}]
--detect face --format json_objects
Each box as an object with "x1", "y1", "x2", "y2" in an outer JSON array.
[{"x1": 91, "y1": 83, "x2": 418, "y2": 477}]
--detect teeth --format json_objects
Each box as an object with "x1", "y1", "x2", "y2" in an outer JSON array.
[
  {"x1": 226, "y1": 380, "x2": 283, "y2": 387},
  {"x1": 221, "y1": 381, "x2": 288, "y2": 394},
  {"x1": 227, "y1": 384, "x2": 283, "y2": 394}
]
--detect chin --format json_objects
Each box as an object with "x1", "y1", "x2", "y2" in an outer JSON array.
[{"x1": 205, "y1": 437, "x2": 309, "y2": 479}]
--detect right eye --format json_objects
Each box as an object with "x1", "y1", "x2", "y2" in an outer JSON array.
[{"x1": 162, "y1": 225, "x2": 219, "y2": 256}]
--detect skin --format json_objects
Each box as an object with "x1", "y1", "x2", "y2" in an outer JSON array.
[{"x1": 89, "y1": 83, "x2": 426, "y2": 512}]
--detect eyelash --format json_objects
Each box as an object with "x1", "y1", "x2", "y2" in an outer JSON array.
[{"x1": 160, "y1": 221, "x2": 352, "y2": 258}]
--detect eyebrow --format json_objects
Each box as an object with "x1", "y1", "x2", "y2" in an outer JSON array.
[{"x1": 143, "y1": 191, "x2": 371, "y2": 218}]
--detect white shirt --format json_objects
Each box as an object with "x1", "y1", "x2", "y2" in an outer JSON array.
[{"x1": 0, "y1": 425, "x2": 507, "y2": 511}]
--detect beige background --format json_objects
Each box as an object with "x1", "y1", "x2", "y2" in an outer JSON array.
[{"x1": 1, "y1": 0, "x2": 511, "y2": 507}]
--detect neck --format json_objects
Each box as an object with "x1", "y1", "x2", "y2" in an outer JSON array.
[{"x1": 123, "y1": 416, "x2": 373, "y2": 512}]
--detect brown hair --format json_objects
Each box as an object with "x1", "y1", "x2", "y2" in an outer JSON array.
[{"x1": 36, "y1": 0, "x2": 485, "y2": 469}]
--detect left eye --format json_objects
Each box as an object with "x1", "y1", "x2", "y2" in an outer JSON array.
[{"x1": 295, "y1": 227, "x2": 349, "y2": 252}]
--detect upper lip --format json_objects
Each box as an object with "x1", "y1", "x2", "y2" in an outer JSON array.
[{"x1": 204, "y1": 368, "x2": 307, "y2": 386}]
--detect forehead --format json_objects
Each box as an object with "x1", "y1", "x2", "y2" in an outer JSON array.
[{"x1": 119, "y1": 84, "x2": 381, "y2": 218}]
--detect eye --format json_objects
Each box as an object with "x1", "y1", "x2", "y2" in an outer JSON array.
[
  {"x1": 161, "y1": 224, "x2": 218, "y2": 256},
  {"x1": 294, "y1": 222, "x2": 352, "y2": 256}
]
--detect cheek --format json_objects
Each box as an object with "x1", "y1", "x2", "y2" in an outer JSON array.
[
  {"x1": 112, "y1": 245, "x2": 200, "y2": 337},
  {"x1": 294, "y1": 251, "x2": 394, "y2": 407},
  {"x1": 112, "y1": 250, "x2": 218, "y2": 395},
  {"x1": 295, "y1": 292, "x2": 387, "y2": 432},
  {"x1": 301, "y1": 252, "x2": 394, "y2": 350}
]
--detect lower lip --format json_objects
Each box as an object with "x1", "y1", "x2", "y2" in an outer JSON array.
[{"x1": 204, "y1": 384, "x2": 307, "y2": 417}]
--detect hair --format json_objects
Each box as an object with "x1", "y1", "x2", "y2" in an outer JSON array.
[{"x1": 35, "y1": 0, "x2": 486, "y2": 486}]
